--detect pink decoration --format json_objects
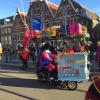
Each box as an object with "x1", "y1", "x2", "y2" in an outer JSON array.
[
  {"x1": 69, "y1": 24, "x2": 75, "y2": 34},
  {"x1": 75, "y1": 23, "x2": 82, "y2": 34},
  {"x1": 69, "y1": 23, "x2": 82, "y2": 34}
]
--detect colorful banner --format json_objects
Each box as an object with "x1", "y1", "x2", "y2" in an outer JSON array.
[
  {"x1": 32, "y1": 17, "x2": 41, "y2": 30},
  {"x1": 57, "y1": 53, "x2": 89, "y2": 81}
]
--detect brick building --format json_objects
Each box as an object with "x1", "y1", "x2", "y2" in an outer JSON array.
[
  {"x1": 26, "y1": 0, "x2": 100, "y2": 50},
  {"x1": 27, "y1": 0, "x2": 58, "y2": 30},
  {"x1": 1, "y1": 0, "x2": 99, "y2": 50},
  {"x1": 28, "y1": 0, "x2": 99, "y2": 37},
  {"x1": 12, "y1": 11, "x2": 27, "y2": 48},
  {"x1": 53, "y1": 0, "x2": 99, "y2": 49},
  {"x1": 55, "y1": 0, "x2": 99, "y2": 36}
]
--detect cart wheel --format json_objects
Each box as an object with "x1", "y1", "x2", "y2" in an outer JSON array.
[
  {"x1": 37, "y1": 73, "x2": 45, "y2": 82},
  {"x1": 67, "y1": 81, "x2": 77, "y2": 90}
]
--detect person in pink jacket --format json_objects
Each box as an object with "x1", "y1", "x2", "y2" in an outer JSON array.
[{"x1": 40, "y1": 43, "x2": 57, "y2": 72}]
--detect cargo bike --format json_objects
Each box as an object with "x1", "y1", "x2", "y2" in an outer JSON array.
[{"x1": 36, "y1": 40, "x2": 89, "y2": 90}]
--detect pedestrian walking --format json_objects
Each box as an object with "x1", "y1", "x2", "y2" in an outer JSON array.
[
  {"x1": 18, "y1": 47, "x2": 30, "y2": 70},
  {"x1": 29, "y1": 42, "x2": 36, "y2": 63},
  {"x1": 85, "y1": 76, "x2": 100, "y2": 100}
]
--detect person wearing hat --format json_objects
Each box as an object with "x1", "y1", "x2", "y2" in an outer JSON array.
[
  {"x1": 85, "y1": 76, "x2": 100, "y2": 100},
  {"x1": 39, "y1": 43, "x2": 57, "y2": 73}
]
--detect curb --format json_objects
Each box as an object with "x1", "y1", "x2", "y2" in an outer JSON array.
[{"x1": 0, "y1": 63, "x2": 21, "y2": 67}]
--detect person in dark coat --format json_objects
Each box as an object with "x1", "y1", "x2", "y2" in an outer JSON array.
[
  {"x1": 29, "y1": 43, "x2": 36, "y2": 63},
  {"x1": 85, "y1": 76, "x2": 100, "y2": 100}
]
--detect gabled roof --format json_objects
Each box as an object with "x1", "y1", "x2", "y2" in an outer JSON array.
[
  {"x1": 19, "y1": 12, "x2": 27, "y2": 17},
  {"x1": 45, "y1": 0, "x2": 58, "y2": 15},
  {"x1": 85, "y1": 9, "x2": 99, "y2": 20},
  {"x1": 13, "y1": 11, "x2": 27, "y2": 27},
  {"x1": 55, "y1": 0, "x2": 79, "y2": 17},
  {"x1": 72, "y1": 0, "x2": 99, "y2": 20},
  {"x1": 46, "y1": 1, "x2": 58, "y2": 11},
  {"x1": 71, "y1": 0, "x2": 99, "y2": 20},
  {"x1": 28, "y1": 0, "x2": 58, "y2": 17},
  {"x1": 55, "y1": 0, "x2": 99, "y2": 21},
  {"x1": 0, "y1": 16, "x2": 14, "y2": 25}
]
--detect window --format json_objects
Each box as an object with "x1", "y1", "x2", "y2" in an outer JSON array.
[
  {"x1": 46, "y1": 22, "x2": 49, "y2": 27},
  {"x1": 8, "y1": 36, "x2": 11, "y2": 45},
  {"x1": 8, "y1": 27, "x2": 11, "y2": 33},
  {"x1": 57, "y1": 21, "x2": 60, "y2": 26},
  {"x1": 5, "y1": 28, "x2": 7, "y2": 34},
  {"x1": 5, "y1": 36, "x2": 8, "y2": 45},
  {"x1": 1, "y1": 28, "x2": 7, "y2": 34},
  {"x1": 18, "y1": 35, "x2": 20, "y2": 41},
  {"x1": 1, "y1": 37, "x2": 4, "y2": 45}
]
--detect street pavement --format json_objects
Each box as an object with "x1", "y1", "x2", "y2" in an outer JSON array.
[{"x1": 0, "y1": 66, "x2": 91, "y2": 100}]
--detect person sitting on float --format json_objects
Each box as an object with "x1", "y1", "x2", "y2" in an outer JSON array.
[{"x1": 39, "y1": 43, "x2": 57, "y2": 73}]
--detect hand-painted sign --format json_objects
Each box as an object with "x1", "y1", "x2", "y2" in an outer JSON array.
[
  {"x1": 32, "y1": 17, "x2": 41, "y2": 30},
  {"x1": 57, "y1": 53, "x2": 89, "y2": 81}
]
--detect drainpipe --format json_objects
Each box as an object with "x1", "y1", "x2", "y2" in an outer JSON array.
[
  {"x1": 41, "y1": 1, "x2": 44, "y2": 31},
  {"x1": 63, "y1": 5, "x2": 67, "y2": 35}
]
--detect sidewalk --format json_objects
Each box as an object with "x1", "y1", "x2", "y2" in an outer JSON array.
[
  {"x1": 0, "y1": 53, "x2": 35, "y2": 68},
  {"x1": 0, "y1": 60, "x2": 35, "y2": 69}
]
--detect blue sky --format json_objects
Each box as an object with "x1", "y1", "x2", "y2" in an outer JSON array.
[{"x1": 0, "y1": 0, "x2": 100, "y2": 19}]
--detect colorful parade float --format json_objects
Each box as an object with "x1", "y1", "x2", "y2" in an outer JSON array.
[
  {"x1": 34, "y1": 22, "x2": 90, "y2": 90},
  {"x1": 19, "y1": 0, "x2": 91, "y2": 90}
]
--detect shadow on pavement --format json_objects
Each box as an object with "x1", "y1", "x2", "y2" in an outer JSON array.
[
  {"x1": 0, "y1": 66, "x2": 88, "y2": 93},
  {"x1": 0, "y1": 76, "x2": 88, "y2": 93},
  {"x1": 0, "y1": 76, "x2": 57, "y2": 90},
  {"x1": 0, "y1": 88, "x2": 37, "y2": 100},
  {"x1": 0, "y1": 70, "x2": 35, "y2": 74}
]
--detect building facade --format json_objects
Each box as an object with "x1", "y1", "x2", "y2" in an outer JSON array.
[
  {"x1": 27, "y1": 0, "x2": 58, "y2": 30},
  {"x1": 0, "y1": 16, "x2": 14, "y2": 49},
  {"x1": 12, "y1": 12, "x2": 27, "y2": 48},
  {"x1": 27, "y1": 0, "x2": 100, "y2": 50},
  {"x1": 0, "y1": 0, "x2": 99, "y2": 50},
  {"x1": 54, "y1": 0, "x2": 100, "y2": 48},
  {"x1": 28, "y1": 0, "x2": 99, "y2": 35}
]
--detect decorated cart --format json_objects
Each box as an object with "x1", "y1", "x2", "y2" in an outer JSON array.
[
  {"x1": 31, "y1": 21, "x2": 90, "y2": 90},
  {"x1": 16, "y1": 7, "x2": 90, "y2": 90}
]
